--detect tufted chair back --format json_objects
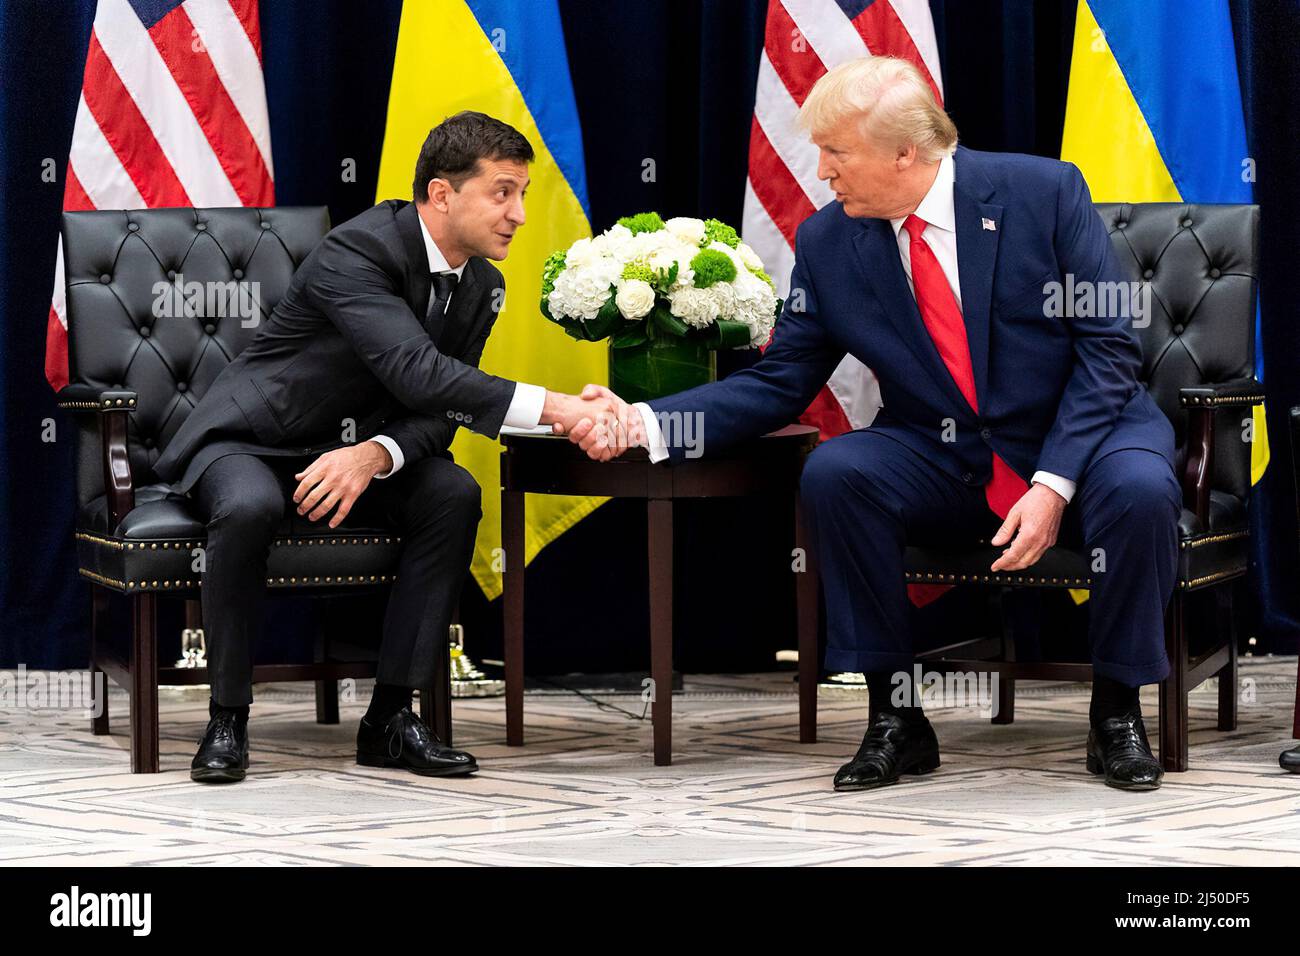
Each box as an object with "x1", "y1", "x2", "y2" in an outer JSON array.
[
  {"x1": 1094, "y1": 202, "x2": 1259, "y2": 501},
  {"x1": 61, "y1": 207, "x2": 329, "y2": 511}
]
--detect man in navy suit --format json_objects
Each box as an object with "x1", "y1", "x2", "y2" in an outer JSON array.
[{"x1": 573, "y1": 57, "x2": 1179, "y2": 791}]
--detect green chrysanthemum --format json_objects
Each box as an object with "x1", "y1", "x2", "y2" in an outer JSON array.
[
  {"x1": 616, "y1": 211, "x2": 666, "y2": 235},
  {"x1": 621, "y1": 261, "x2": 656, "y2": 283},
  {"x1": 703, "y1": 218, "x2": 740, "y2": 248},
  {"x1": 690, "y1": 248, "x2": 737, "y2": 288},
  {"x1": 540, "y1": 249, "x2": 567, "y2": 299},
  {"x1": 748, "y1": 264, "x2": 775, "y2": 289}
]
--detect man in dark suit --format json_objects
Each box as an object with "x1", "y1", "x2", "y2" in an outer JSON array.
[
  {"x1": 154, "y1": 111, "x2": 620, "y2": 783},
  {"x1": 574, "y1": 57, "x2": 1179, "y2": 791}
]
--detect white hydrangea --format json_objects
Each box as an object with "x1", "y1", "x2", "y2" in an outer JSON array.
[
  {"x1": 614, "y1": 278, "x2": 655, "y2": 320},
  {"x1": 705, "y1": 281, "x2": 737, "y2": 322},
  {"x1": 548, "y1": 257, "x2": 619, "y2": 321},
  {"x1": 731, "y1": 268, "x2": 778, "y2": 346},
  {"x1": 664, "y1": 217, "x2": 707, "y2": 246},
  {"x1": 668, "y1": 286, "x2": 717, "y2": 329}
]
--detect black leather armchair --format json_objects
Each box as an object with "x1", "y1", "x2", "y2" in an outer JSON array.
[
  {"x1": 58, "y1": 207, "x2": 452, "y2": 772},
  {"x1": 904, "y1": 202, "x2": 1261, "y2": 772}
]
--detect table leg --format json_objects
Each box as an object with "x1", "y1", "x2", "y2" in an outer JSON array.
[
  {"x1": 503, "y1": 487, "x2": 525, "y2": 746},
  {"x1": 648, "y1": 498, "x2": 673, "y2": 766},
  {"x1": 795, "y1": 493, "x2": 819, "y2": 744}
]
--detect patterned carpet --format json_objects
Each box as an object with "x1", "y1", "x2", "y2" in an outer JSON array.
[{"x1": 2, "y1": 659, "x2": 1298, "y2": 866}]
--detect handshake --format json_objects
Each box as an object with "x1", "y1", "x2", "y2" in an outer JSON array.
[{"x1": 541, "y1": 386, "x2": 648, "y2": 461}]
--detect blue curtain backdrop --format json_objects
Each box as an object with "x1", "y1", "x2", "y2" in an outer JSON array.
[{"x1": 2, "y1": 0, "x2": 1297, "y2": 674}]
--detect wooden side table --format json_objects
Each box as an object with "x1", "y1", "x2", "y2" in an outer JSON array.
[{"x1": 499, "y1": 424, "x2": 821, "y2": 765}]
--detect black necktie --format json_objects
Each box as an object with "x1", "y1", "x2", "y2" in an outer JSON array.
[{"x1": 425, "y1": 271, "x2": 459, "y2": 340}]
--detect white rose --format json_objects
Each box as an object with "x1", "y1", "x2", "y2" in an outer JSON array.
[
  {"x1": 665, "y1": 217, "x2": 707, "y2": 246},
  {"x1": 565, "y1": 237, "x2": 602, "y2": 270},
  {"x1": 736, "y1": 242, "x2": 764, "y2": 271},
  {"x1": 614, "y1": 278, "x2": 656, "y2": 320}
]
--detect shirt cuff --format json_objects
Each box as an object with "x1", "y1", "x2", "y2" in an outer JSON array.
[
  {"x1": 369, "y1": 435, "x2": 404, "y2": 479},
  {"x1": 503, "y1": 382, "x2": 546, "y2": 429},
  {"x1": 634, "y1": 403, "x2": 669, "y2": 463},
  {"x1": 1031, "y1": 470, "x2": 1075, "y2": 504}
]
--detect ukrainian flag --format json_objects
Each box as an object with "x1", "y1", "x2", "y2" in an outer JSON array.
[
  {"x1": 375, "y1": 0, "x2": 604, "y2": 599},
  {"x1": 1062, "y1": 0, "x2": 1268, "y2": 488}
]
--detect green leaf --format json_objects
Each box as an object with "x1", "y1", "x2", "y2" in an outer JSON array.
[
  {"x1": 653, "y1": 307, "x2": 691, "y2": 338},
  {"x1": 705, "y1": 319, "x2": 752, "y2": 349},
  {"x1": 610, "y1": 324, "x2": 649, "y2": 349}
]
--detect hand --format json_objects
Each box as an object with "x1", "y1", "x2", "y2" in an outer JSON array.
[
  {"x1": 568, "y1": 385, "x2": 647, "y2": 461},
  {"x1": 540, "y1": 388, "x2": 615, "y2": 436},
  {"x1": 292, "y1": 441, "x2": 391, "y2": 528},
  {"x1": 541, "y1": 386, "x2": 643, "y2": 461},
  {"x1": 989, "y1": 482, "x2": 1066, "y2": 572}
]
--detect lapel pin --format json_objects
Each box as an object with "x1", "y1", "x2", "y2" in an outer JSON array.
[{"x1": 982, "y1": 218, "x2": 997, "y2": 231}]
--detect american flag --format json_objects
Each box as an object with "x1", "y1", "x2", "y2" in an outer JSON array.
[
  {"x1": 743, "y1": 0, "x2": 943, "y2": 440},
  {"x1": 45, "y1": 0, "x2": 274, "y2": 390}
]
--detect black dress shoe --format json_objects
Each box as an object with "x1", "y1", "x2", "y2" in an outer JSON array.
[
  {"x1": 1280, "y1": 745, "x2": 1300, "y2": 773},
  {"x1": 1086, "y1": 713, "x2": 1163, "y2": 790},
  {"x1": 356, "y1": 706, "x2": 478, "y2": 777},
  {"x1": 833, "y1": 711, "x2": 941, "y2": 791},
  {"x1": 190, "y1": 708, "x2": 249, "y2": 783}
]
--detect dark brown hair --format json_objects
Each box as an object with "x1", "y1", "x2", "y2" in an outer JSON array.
[{"x1": 412, "y1": 111, "x2": 534, "y2": 202}]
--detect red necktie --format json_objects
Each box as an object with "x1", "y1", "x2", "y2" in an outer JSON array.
[{"x1": 902, "y1": 214, "x2": 1027, "y2": 520}]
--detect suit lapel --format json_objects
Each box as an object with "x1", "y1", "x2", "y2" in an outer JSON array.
[
  {"x1": 852, "y1": 218, "x2": 970, "y2": 412},
  {"x1": 953, "y1": 149, "x2": 1002, "y2": 407},
  {"x1": 395, "y1": 201, "x2": 432, "y2": 320}
]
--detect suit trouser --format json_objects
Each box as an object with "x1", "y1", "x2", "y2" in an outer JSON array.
[
  {"x1": 194, "y1": 452, "x2": 482, "y2": 707},
  {"x1": 799, "y1": 430, "x2": 1180, "y2": 686}
]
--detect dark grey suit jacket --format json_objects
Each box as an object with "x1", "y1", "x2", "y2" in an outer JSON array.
[{"x1": 153, "y1": 199, "x2": 517, "y2": 492}]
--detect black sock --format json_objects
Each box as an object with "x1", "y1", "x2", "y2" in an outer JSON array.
[
  {"x1": 209, "y1": 699, "x2": 249, "y2": 721},
  {"x1": 866, "y1": 670, "x2": 926, "y2": 724},
  {"x1": 1090, "y1": 674, "x2": 1141, "y2": 726},
  {"x1": 365, "y1": 683, "x2": 413, "y2": 724}
]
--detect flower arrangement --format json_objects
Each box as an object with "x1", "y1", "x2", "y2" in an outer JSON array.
[{"x1": 540, "y1": 213, "x2": 781, "y2": 350}]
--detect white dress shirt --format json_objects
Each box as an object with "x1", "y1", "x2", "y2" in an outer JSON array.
[
  {"x1": 370, "y1": 214, "x2": 545, "y2": 477},
  {"x1": 636, "y1": 153, "x2": 1075, "y2": 503}
]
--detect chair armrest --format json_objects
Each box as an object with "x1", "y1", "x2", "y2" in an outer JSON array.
[
  {"x1": 57, "y1": 385, "x2": 138, "y2": 530},
  {"x1": 1179, "y1": 377, "x2": 1264, "y2": 408},
  {"x1": 1178, "y1": 377, "x2": 1262, "y2": 526},
  {"x1": 56, "y1": 384, "x2": 139, "y2": 412}
]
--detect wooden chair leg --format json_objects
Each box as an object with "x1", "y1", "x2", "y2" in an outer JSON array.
[
  {"x1": 502, "y1": 487, "x2": 525, "y2": 746},
  {"x1": 991, "y1": 588, "x2": 1015, "y2": 725},
  {"x1": 129, "y1": 593, "x2": 159, "y2": 773},
  {"x1": 90, "y1": 589, "x2": 110, "y2": 736},
  {"x1": 648, "y1": 498, "x2": 674, "y2": 766},
  {"x1": 1159, "y1": 592, "x2": 1189, "y2": 772},
  {"x1": 314, "y1": 625, "x2": 339, "y2": 725},
  {"x1": 426, "y1": 623, "x2": 453, "y2": 745},
  {"x1": 795, "y1": 494, "x2": 818, "y2": 744},
  {"x1": 1216, "y1": 584, "x2": 1239, "y2": 732}
]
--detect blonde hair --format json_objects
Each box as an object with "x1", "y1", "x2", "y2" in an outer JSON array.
[{"x1": 798, "y1": 56, "x2": 958, "y2": 162}]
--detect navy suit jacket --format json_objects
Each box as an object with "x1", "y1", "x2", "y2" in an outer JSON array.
[{"x1": 648, "y1": 146, "x2": 1174, "y2": 490}]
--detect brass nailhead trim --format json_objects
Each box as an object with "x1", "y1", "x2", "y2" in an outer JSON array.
[
  {"x1": 905, "y1": 572, "x2": 1092, "y2": 587},
  {"x1": 75, "y1": 532, "x2": 124, "y2": 551},
  {"x1": 1179, "y1": 567, "x2": 1245, "y2": 590},
  {"x1": 1182, "y1": 530, "x2": 1248, "y2": 550},
  {"x1": 79, "y1": 568, "x2": 126, "y2": 589},
  {"x1": 1181, "y1": 393, "x2": 1264, "y2": 408}
]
